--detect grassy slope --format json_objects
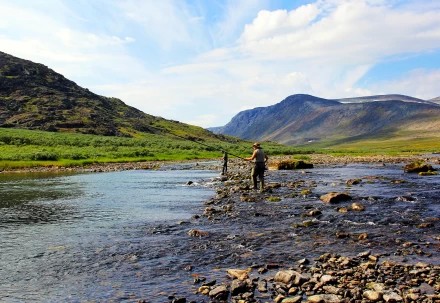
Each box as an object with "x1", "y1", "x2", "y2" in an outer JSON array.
[
  {"x1": 0, "y1": 127, "x2": 300, "y2": 169},
  {"x1": 297, "y1": 118, "x2": 440, "y2": 155}
]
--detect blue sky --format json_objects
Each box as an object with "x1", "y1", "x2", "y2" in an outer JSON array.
[{"x1": 1, "y1": 0, "x2": 440, "y2": 127}]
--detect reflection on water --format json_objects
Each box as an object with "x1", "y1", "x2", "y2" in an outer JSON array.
[{"x1": 0, "y1": 169, "x2": 217, "y2": 302}]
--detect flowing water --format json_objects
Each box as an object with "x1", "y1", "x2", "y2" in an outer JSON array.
[
  {"x1": 0, "y1": 163, "x2": 439, "y2": 302},
  {"x1": 0, "y1": 169, "x2": 217, "y2": 302}
]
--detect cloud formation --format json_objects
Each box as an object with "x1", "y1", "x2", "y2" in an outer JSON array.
[{"x1": 1, "y1": 0, "x2": 439, "y2": 127}]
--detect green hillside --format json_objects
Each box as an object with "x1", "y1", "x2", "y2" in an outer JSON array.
[{"x1": 0, "y1": 127, "x2": 300, "y2": 170}]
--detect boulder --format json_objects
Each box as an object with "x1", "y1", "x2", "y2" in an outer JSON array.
[
  {"x1": 227, "y1": 268, "x2": 251, "y2": 281},
  {"x1": 273, "y1": 160, "x2": 314, "y2": 170},
  {"x1": 320, "y1": 192, "x2": 352, "y2": 204},
  {"x1": 209, "y1": 285, "x2": 229, "y2": 300},
  {"x1": 404, "y1": 161, "x2": 435, "y2": 173}
]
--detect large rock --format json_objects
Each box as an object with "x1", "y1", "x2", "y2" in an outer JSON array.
[
  {"x1": 320, "y1": 192, "x2": 352, "y2": 204},
  {"x1": 274, "y1": 270, "x2": 309, "y2": 285},
  {"x1": 273, "y1": 160, "x2": 314, "y2": 170},
  {"x1": 209, "y1": 285, "x2": 229, "y2": 300},
  {"x1": 404, "y1": 161, "x2": 435, "y2": 173},
  {"x1": 227, "y1": 268, "x2": 251, "y2": 281}
]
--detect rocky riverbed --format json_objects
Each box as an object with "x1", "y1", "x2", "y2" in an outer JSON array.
[
  {"x1": 142, "y1": 156, "x2": 439, "y2": 303},
  {"x1": 2, "y1": 155, "x2": 439, "y2": 302}
]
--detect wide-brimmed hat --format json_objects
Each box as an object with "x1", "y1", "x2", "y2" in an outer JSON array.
[{"x1": 252, "y1": 142, "x2": 261, "y2": 148}]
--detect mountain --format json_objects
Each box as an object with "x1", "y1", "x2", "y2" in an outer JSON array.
[
  {"x1": 0, "y1": 51, "x2": 218, "y2": 141},
  {"x1": 430, "y1": 96, "x2": 440, "y2": 105},
  {"x1": 211, "y1": 94, "x2": 440, "y2": 145}
]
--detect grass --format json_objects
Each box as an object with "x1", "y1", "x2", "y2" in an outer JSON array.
[
  {"x1": 0, "y1": 127, "x2": 300, "y2": 170},
  {"x1": 2, "y1": 124, "x2": 439, "y2": 170}
]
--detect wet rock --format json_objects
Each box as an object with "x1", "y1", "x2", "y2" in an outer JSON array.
[
  {"x1": 187, "y1": 229, "x2": 209, "y2": 237},
  {"x1": 419, "y1": 170, "x2": 438, "y2": 176},
  {"x1": 230, "y1": 279, "x2": 247, "y2": 296},
  {"x1": 274, "y1": 270, "x2": 298, "y2": 284},
  {"x1": 395, "y1": 196, "x2": 416, "y2": 202},
  {"x1": 346, "y1": 178, "x2": 362, "y2": 186},
  {"x1": 227, "y1": 268, "x2": 251, "y2": 281},
  {"x1": 257, "y1": 280, "x2": 268, "y2": 292},
  {"x1": 274, "y1": 160, "x2": 313, "y2": 170},
  {"x1": 335, "y1": 231, "x2": 350, "y2": 238},
  {"x1": 306, "y1": 209, "x2": 322, "y2": 217},
  {"x1": 404, "y1": 161, "x2": 435, "y2": 173},
  {"x1": 198, "y1": 285, "x2": 210, "y2": 295},
  {"x1": 320, "y1": 192, "x2": 352, "y2": 204},
  {"x1": 208, "y1": 285, "x2": 229, "y2": 300},
  {"x1": 358, "y1": 233, "x2": 368, "y2": 240},
  {"x1": 351, "y1": 202, "x2": 365, "y2": 211}
]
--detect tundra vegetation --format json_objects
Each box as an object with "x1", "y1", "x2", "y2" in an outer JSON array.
[
  {"x1": 0, "y1": 127, "x2": 301, "y2": 170},
  {"x1": 1, "y1": 125, "x2": 438, "y2": 170}
]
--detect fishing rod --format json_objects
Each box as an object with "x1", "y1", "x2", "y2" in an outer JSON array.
[{"x1": 147, "y1": 124, "x2": 249, "y2": 161}]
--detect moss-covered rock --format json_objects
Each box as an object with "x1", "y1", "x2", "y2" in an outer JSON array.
[
  {"x1": 273, "y1": 160, "x2": 313, "y2": 170},
  {"x1": 404, "y1": 161, "x2": 435, "y2": 173}
]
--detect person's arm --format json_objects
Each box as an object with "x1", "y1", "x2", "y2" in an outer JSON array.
[{"x1": 246, "y1": 150, "x2": 257, "y2": 161}]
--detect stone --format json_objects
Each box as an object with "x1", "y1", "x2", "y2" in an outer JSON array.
[
  {"x1": 383, "y1": 292, "x2": 403, "y2": 302},
  {"x1": 209, "y1": 285, "x2": 229, "y2": 300},
  {"x1": 198, "y1": 286, "x2": 210, "y2": 295},
  {"x1": 320, "y1": 275, "x2": 335, "y2": 284},
  {"x1": 404, "y1": 161, "x2": 435, "y2": 173},
  {"x1": 363, "y1": 290, "x2": 383, "y2": 301},
  {"x1": 346, "y1": 178, "x2": 362, "y2": 186},
  {"x1": 230, "y1": 279, "x2": 247, "y2": 296},
  {"x1": 227, "y1": 268, "x2": 251, "y2": 280},
  {"x1": 320, "y1": 192, "x2": 352, "y2": 204},
  {"x1": 351, "y1": 202, "x2": 365, "y2": 211},
  {"x1": 257, "y1": 280, "x2": 268, "y2": 292},
  {"x1": 187, "y1": 229, "x2": 209, "y2": 237},
  {"x1": 281, "y1": 296, "x2": 302, "y2": 303},
  {"x1": 274, "y1": 270, "x2": 297, "y2": 284},
  {"x1": 307, "y1": 294, "x2": 341, "y2": 302}
]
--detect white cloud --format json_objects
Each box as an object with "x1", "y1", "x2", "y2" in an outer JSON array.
[
  {"x1": 369, "y1": 69, "x2": 440, "y2": 99},
  {"x1": 1, "y1": 0, "x2": 439, "y2": 128}
]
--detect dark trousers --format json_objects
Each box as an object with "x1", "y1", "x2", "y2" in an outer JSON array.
[{"x1": 251, "y1": 162, "x2": 265, "y2": 190}]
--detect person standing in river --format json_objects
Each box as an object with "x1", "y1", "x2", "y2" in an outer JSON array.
[
  {"x1": 221, "y1": 151, "x2": 228, "y2": 175},
  {"x1": 246, "y1": 142, "x2": 268, "y2": 192}
]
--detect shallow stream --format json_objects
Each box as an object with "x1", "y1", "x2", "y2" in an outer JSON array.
[{"x1": 0, "y1": 163, "x2": 439, "y2": 302}]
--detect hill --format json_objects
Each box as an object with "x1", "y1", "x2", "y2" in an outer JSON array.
[
  {"x1": 211, "y1": 94, "x2": 440, "y2": 146},
  {"x1": 0, "y1": 51, "x2": 217, "y2": 141}
]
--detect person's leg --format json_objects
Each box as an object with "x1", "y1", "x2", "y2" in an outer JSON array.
[
  {"x1": 251, "y1": 167, "x2": 258, "y2": 189},
  {"x1": 259, "y1": 169, "x2": 265, "y2": 192}
]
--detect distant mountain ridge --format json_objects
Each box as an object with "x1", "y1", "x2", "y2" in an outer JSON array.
[{"x1": 210, "y1": 94, "x2": 440, "y2": 145}]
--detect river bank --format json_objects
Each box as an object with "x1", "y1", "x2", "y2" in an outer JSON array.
[
  {"x1": 1, "y1": 153, "x2": 440, "y2": 174},
  {"x1": 145, "y1": 156, "x2": 439, "y2": 303}
]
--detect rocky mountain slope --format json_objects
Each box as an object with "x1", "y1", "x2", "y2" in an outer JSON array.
[
  {"x1": 0, "y1": 51, "x2": 217, "y2": 140},
  {"x1": 211, "y1": 94, "x2": 440, "y2": 145}
]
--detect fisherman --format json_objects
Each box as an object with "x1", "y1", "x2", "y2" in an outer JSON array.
[
  {"x1": 246, "y1": 142, "x2": 268, "y2": 192},
  {"x1": 221, "y1": 151, "x2": 228, "y2": 175}
]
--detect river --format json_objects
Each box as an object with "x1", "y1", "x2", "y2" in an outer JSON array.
[
  {"x1": 0, "y1": 169, "x2": 217, "y2": 302},
  {"x1": 0, "y1": 163, "x2": 439, "y2": 302}
]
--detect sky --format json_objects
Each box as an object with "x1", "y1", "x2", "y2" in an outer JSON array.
[{"x1": 1, "y1": 0, "x2": 440, "y2": 127}]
